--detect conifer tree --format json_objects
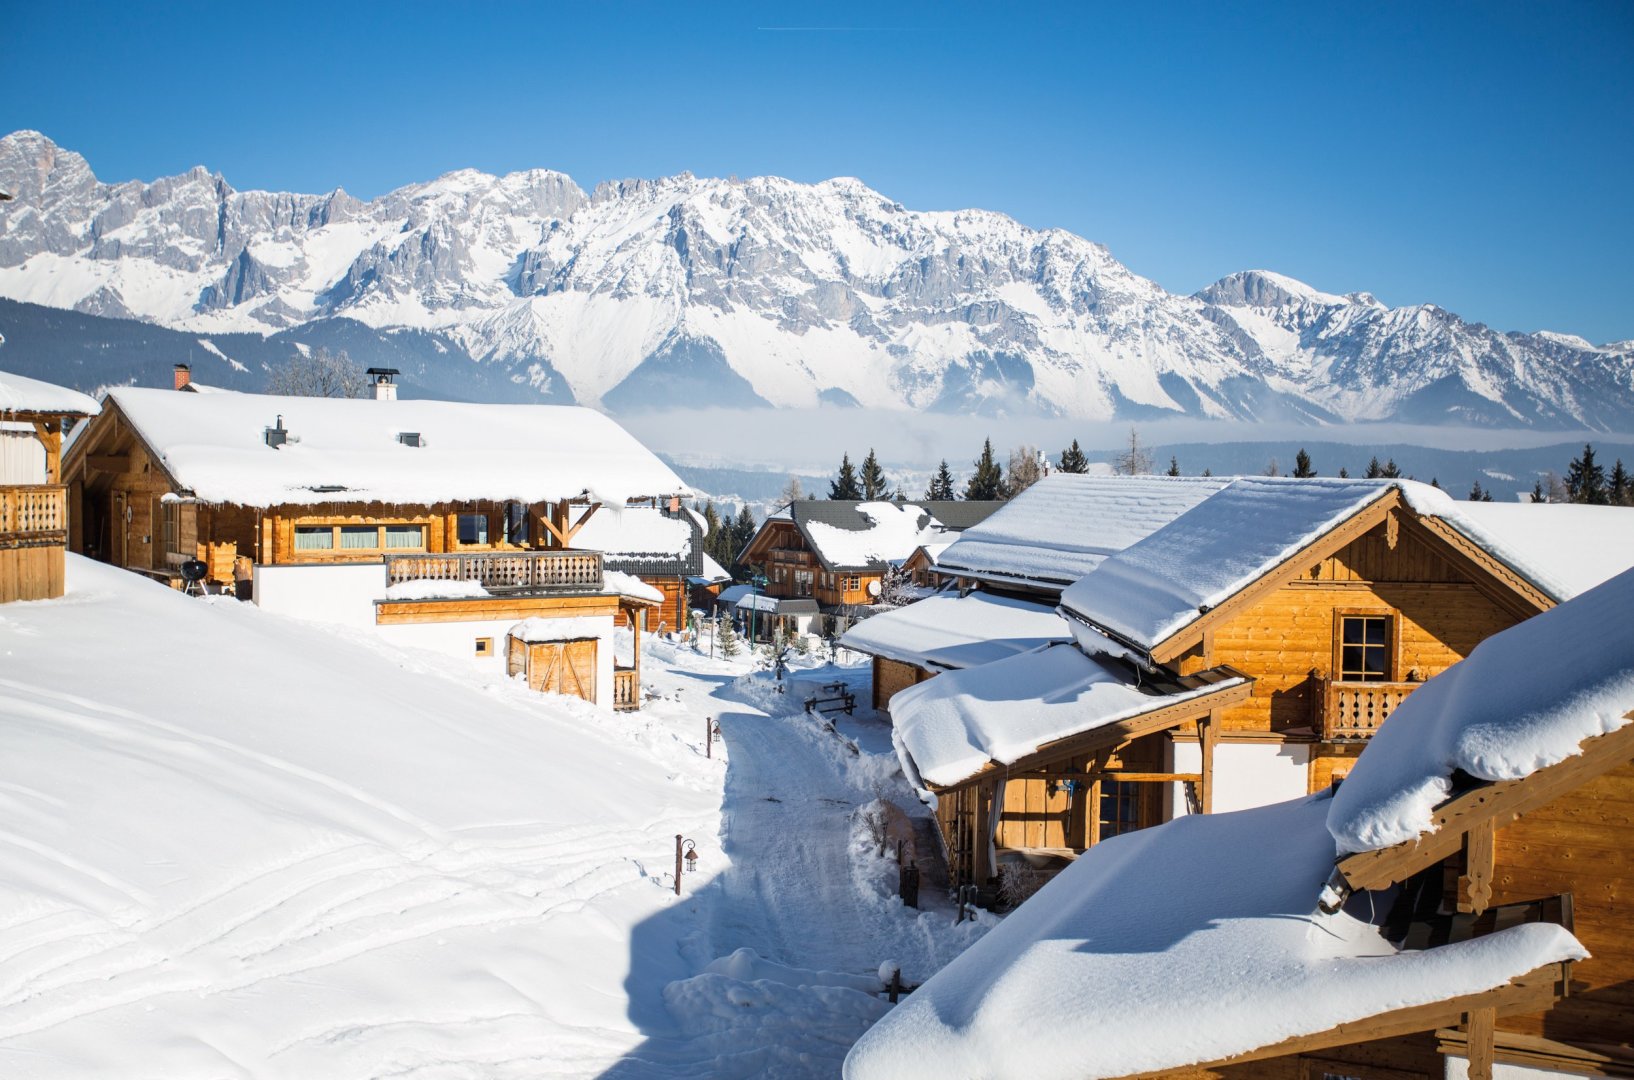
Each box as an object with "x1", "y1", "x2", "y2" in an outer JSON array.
[
  {"x1": 1530, "y1": 478, "x2": 1546, "y2": 503},
  {"x1": 828, "y1": 453, "x2": 862, "y2": 500},
  {"x1": 1293, "y1": 448, "x2": 1315, "y2": 478},
  {"x1": 1057, "y1": 439, "x2": 1089, "y2": 474},
  {"x1": 1566, "y1": 443, "x2": 1608, "y2": 504},
  {"x1": 964, "y1": 438, "x2": 1006, "y2": 500},
  {"x1": 1469, "y1": 480, "x2": 1493, "y2": 502},
  {"x1": 924, "y1": 460, "x2": 957, "y2": 501},
  {"x1": 1201, "y1": 467, "x2": 1213, "y2": 477},
  {"x1": 1166, "y1": 456, "x2": 1180, "y2": 477},
  {"x1": 731, "y1": 506, "x2": 757, "y2": 566},
  {"x1": 1610, "y1": 459, "x2": 1631, "y2": 506},
  {"x1": 716, "y1": 614, "x2": 742, "y2": 658},
  {"x1": 1380, "y1": 458, "x2": 1402, "y2": 479},
  {"x1": 859, "y1": 448, "x2": 888, "y2": 500},
  {"x1": 1364, "y1": 456, "x2": 1383, "y2": 479},
  {"x1": 1338, "y1": 466, "x2": 1350, "y2": 478}
]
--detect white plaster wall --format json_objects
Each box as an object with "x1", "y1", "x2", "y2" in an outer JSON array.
[
  {"x1": 1446, "y1": 1058, "x2": 1581, "y2": 1079},
  {"x1": 0, "y1": 426, "x2": 46, "y2": 484},
  {"x1": 380, "y1": 613, "x2": 618, "y2": 707},
  {"x1": 252, "y1": 563, "x2": 387, "y2": 628},
  {"x1": 1167, "y1": 739, "x2": 1311, "y2": 817}
]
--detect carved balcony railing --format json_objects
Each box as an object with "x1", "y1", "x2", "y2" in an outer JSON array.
[
  {"x1": 1319, "y1": 679, "x2": 1420, "y2": 741},
  {"x1": 613, "y1": 668, "x2": 640, "y2": 711},
  {"x1": 386, "y1": 550, "x2": 603, "y2": 592},
  {"x1": 0, "y1": 484, "x2": 67, "y2": 546}
]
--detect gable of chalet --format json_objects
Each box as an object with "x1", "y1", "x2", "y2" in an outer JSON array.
[{"x1": 739, "y1": 500, "x2": 999, "y2": 573}]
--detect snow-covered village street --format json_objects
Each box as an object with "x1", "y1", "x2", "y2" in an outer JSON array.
[{"x1": 0, "y1": 560, "x2": 987, "y2": 1078}]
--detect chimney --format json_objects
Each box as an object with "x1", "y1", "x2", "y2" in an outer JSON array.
[
  {"x1": 365, "y1": 367, "x2": 399, "y2": 401},
  {"x1": 173, "y1": 363, "x2": 192, "y2": 391}
]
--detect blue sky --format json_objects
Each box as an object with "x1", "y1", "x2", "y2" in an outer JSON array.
[{"x1": 6, "y1": 1, "x2": 1632, "y2": 340}]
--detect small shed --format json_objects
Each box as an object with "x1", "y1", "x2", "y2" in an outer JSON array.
[{"x1": 508, "y1": 620, "x2": 600, "y2": 705}]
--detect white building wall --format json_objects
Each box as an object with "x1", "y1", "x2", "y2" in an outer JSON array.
[
  {"x1": 0, "y1": 425, "x2": 47, "y2": 484},
  {"x1": 1446, "y1": 1057, "x2": 1581, "y2": 1079},
  {"x1": 381, "y1": 613, "x2": 618, "y2": 706},
  {"x1": 1166, "y1": 738, "x2": 1311, "y2": 817},
  {"x1": 252, "y1": 563, "x2": 387, "y2": 628}
]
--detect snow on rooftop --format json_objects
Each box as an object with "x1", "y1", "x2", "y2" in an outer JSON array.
[
  {"x1": 0, "y1": 366, "x2": 100, "y2": 416},
  {"x1": 801, "y1": 501, "x2": 956, "y2": 569},
  {"x1": 844, "y1": 795, "x2": 1585, "y2": 1080},
  {"x1": 1061, "y1": 478, "x2": 1420, "y2": 652},
  {"x1": 0, "y1": 556, "x2": 707, "y2": 1074},
  {"x1": 838, "y1": 592, "x2": 1070, "y2": 673},
  {"x1": 888, "y1": 644, "x2": 1246, "y2": 789},
  {"x1": 935, "y1": 475, "x2": 1228, "y2": 591},
  {"x1": 1328, "y1": 567, "x2": 1634, "y2": 856},
  {"x1": 571, "y1": 504, "x2": 694, "y2": 561},
  {"x1": 1443, "y1": 501, "x2": 1634, "y2": 600},
  {"x1": 688, "y1": 551, "x2": 731, "y2": 585},
  {"x1": 602, "y1": 569, "x2": 665, "y2": 604},
  {"x1": 103, "y1": 386, "x2": 687, "y2": 507}
]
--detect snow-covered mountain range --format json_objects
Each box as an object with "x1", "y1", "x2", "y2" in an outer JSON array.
[{"x1": 2, "y1": 129, "x2": 1630, "y2": 427}]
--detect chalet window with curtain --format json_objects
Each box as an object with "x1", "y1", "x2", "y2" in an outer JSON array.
[
  {"x1": 1337, "y1": 614, "x2": 1393, "y2": 681},
  {"x1": 292, "y1": 523, "x2": 428, "y2": 555},
  {"x1": 294, "y1": 525, "x2": 335, "y2": 551}
]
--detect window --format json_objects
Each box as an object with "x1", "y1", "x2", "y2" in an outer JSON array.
[
  {"x1": 474, "y1": 637, "x2": 494, "y2": 657},
  {"x1": 294, "y1": 526, "x2": 334, "y2": 551},
  {"x1": 841, "y1": 575, "x2": 860, "y2": 591},
  {"x1": 457, "y1": 513, "x2": 489, "y2": 546},
  {"x1": 794, "y1": 569, "x2": 813, "y2": 596},
  {"x1": 162, "y1": 501, "x2": 181, "y2": 558},
  {"x1": 1338, "y1": 615, "x2": 1392, "y2": 681},
  {"x1": 1098, "y1": 779, "x2": 1143, "y2": 839},
  {"x1": 339, "y1": 526, "x2": 378, "y2": 550},
  {"x1": 384, "y1": 525, "x2": 425, "y2": 549}
]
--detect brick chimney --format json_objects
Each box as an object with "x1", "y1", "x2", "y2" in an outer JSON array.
[{"x1": 173, "y1": 363, "x2": 192, "y2": 391}]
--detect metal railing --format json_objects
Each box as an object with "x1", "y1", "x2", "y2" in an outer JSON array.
[
  {"x1": 385, "y1": 550, "x2": 603, "y2": 591},
  {"x1": 613, "y1": 668, "x2": 640, "y2": 711},
  {"x1": 0, "y1": 484, "x2": 67, "y2": 540},
  {"x1": 1320, "y1": 679, "x2": 1419, "y2": 741}
]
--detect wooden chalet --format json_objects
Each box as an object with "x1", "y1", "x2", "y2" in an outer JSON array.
[
  {"x1": 738, "y1": 499, "x2": 1001, "y2": 632},
  {"x1": 887, "y1": 477, "x2": 1634, "y2": 899},
  {"x1": 568, "y1": 502, "x2": 719, "y2": 633},
  {"x1": 61, "y1": 380, "x2": 686, "y2": 711},
  {"x1": 0, "y1": 368, "x2": 99, "y2": 603},
  {"x1": 847, "y1": 568, "x2": 1634, "y2": 1080}
]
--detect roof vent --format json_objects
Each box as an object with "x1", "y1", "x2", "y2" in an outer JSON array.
[
  {"x1": 264, "y1": 415, "x2": 288, "y2": 448},
  {"x1": 397, "y1": 431, "x2": 424, "y2": 447}
]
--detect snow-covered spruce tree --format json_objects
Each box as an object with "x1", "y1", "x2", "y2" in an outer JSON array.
[
  {"x1": 1057, "y1": 439, "x2": 1089, "y2": 474},
  {"x1": 265, "y1": 347, "x2": 367, "y2": 398},
  {"x1": 717, "y1": 615, "x2": 742, "y2": 658},
  {"x1": 1566, "y1": 443, "x2": 1608, "y2": 504},
  {"x1": 924, "y1": 460, "x2": 957, "y2": 500},
  {"x1": 1611, "y1": 459, "x2": 1631, "y2": 506},
  {"x1": 964, "y1": 439, "x2": 1005, "y2": 499},
  {"x1": 829, "y1": 453, "x2": 862, "y2": 500},
  {"x1": 876, "y1": 563, "x2": 917, "y2": 607},
  {"x1": 860, "y1": 448, "x2": 889, "y2": 500},
  {"x1": 1293, "y1": 448, "x2": 1316, "y2": 478},
  {"x1": 1166, "y1": 455, "x2": 1180, "y2": 477}
]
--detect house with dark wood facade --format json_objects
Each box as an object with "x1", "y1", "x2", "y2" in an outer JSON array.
[
  {"x1": 886, "y1": 477, "x2": 1634, "y2": 897},
  {"x1": 62, "y1": 381, "x2": 685, "y2": 710},
  {"x1": 0, "y1": 368, "x2": 99, "y2": 603},
  {"x1": 847, "y1": 567, "x2": 1634, "y2": 1080}
]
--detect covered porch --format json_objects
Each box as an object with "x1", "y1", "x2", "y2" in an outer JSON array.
[{"x1": 1, "y1": 371, "x2": 98, "y2": 603}]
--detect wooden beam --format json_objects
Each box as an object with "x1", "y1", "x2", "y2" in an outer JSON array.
[
  {"x1": 29, "y1": 420, "x2": 63, "y2": 484},
  {"x1": 1465, "y1": 1007, "x2": 1496, "y2": 1080},
  {"x1": 1337, "y1": 715, "x2": 1634, "y2": 893},
  {"x1": 83, "y1": 453, "x2": 129, "y2": 476},
  {"x1": 1199, "y1": 710, "x2": 1218, "y2": 814},
  {"x1": 375, "y1": 592, "x2": 621, "y2": 625},
  {"x1": 1005, "y1": 771, "x2": 1203, "y2": 784},
  {"x1": 561, "y1": 502, "x2": 601, "y2": 546},
  {"x1": 1458, "y1": 817, "x2": 1495, "y2": 915}
]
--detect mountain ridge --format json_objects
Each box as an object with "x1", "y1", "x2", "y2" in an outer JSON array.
[{"x1": 2, "y1": 129, "x2": 1630, "y2": 428}]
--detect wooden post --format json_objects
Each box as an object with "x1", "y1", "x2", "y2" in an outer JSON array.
[
  {"x1": 1465, "y1": 1006, "x2": 1495, "y2": 1080},
  {"x1": 706, "y1": 716, "x2": 713, "y2": 758},
  {"x1": 1459, "y1": 817, "x2": 1495, "y2": 914},
  {"x1": 1199, "y1": 712, "x2": 1218, "y2": 815},
  {"x1": 973, "y1": 782, "x2": 994, "y2": 883},
  {"x1": 633, "y1": 604, "x2": 643, "y2": 688},
  {"x1": 31, "y1": 420, "x2": 63, "y2": 484},
  {"x1": 674, "y1": 834, "x2": 683, "y2": 896}
]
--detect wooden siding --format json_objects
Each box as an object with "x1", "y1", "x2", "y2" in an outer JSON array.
[
  {"x1": 507, "y1": 635, "x2": 598, "y2": 704},
  {"x1": 375, "y1": 593, "x2": 620, "y2": 625},
  {"x1": 0, "y1": 542, "x2": 64, "y2": 603},
  {"x1": 873, "y1": 656, "x2": 931, "y2": 712},
  {"x1": 994, "y1": 737, "x2": 1166, "y2": 852}
]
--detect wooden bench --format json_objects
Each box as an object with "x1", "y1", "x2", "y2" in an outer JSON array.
[{"x1": 804, "y1": 681, "x2": 856, "y2": 716}]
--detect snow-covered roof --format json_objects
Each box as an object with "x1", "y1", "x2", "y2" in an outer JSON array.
[
  {"x1": 790, "y1": 501, "x2": 963, "y2": 571},
  {"x1": 844, "y1": 794, "x2": 1585, "y2": 1080},
  {"x1": 1059, "y1": 478, "x2": 1614, "y2": 656},
  {"x1": 935, "y1": 475, "x2": 1229, "y2": 591},
  {"x1": 838, "y1": 592, "x2": 1071, "y2": 673},
  {"x1": 1447, "y1": 501, "x2": 1634, "y2": 600},
  {"x1": 0, "y1": 366, "x2": 100, "y2": 416},
  {"x1": 1327, "y1": 566, "x2": 1634, "y2": 855},
  {"x1": 101, "y1": 387, "x2": 687, "y2": 507},
  {"x1": 888, "y1": 644, "x2": 1248, "y2": 789},
  {"x1": 571, "y1": 505, "x2": 693, "y2": 561},
  {"x1": 601, "y1": 570, "x2": 665, "y2": 605},
  {"x1": 688, "y1": 552, "x2": 732, "y2": 585}
]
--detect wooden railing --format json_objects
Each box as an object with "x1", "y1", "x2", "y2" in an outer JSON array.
[
  {"x1": 613, "y1": 668, "x2": 640, "y2": 711},
  {"x1": 0, "y1": 484, "x2": 67, "y2": 541},
  {"x1": 385, "y1": 550, "x2": 603, "y2": 591},
  {"x1": 1320, "y1": 679, "x2": 1420, "y2": 741}
]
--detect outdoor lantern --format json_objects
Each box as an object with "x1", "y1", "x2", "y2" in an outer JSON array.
[{"x1": 683, "y1": 840, "x2": 699, "y2": 873}]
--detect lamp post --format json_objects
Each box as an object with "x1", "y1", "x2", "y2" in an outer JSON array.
[{"x1": 674, "y1": 835, "x2": 698, "y2": 895}]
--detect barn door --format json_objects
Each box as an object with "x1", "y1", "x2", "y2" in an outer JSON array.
[
  {"x1": 531, "y1": 644, "x2": 564, "y2": 694},
  {"x1": 561, "y1": 639, "x2": 598, "y2": 705}
]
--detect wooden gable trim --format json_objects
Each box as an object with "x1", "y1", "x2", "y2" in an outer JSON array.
[
  {"x1": 62, "y1": 397, "x2": 186, "y2": 495},
  {"x1": 1336, "y1": 714, "x2": 1634, "y2": 894},
  {"x1": 1411, "y1": 514, "x2": 1555, "y2": 618},
  {"x1": 1121, "y1": 961, "x2": 1570, "y2": 1079},
  {"x1": 739, "y1": 517, "x2": 802, "y2": 566},
  {"x1": 1148, "y1": 490, "x2": 1402, "y2": 664},
  {"x1": 931, "y1": 672, "x2": 1253, "y2": 794}
]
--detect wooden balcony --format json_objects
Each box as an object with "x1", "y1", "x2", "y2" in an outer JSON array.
[
  {"x1": 0, "y1": 484, "x2": 68, "y2": 602},
  {"x1": 1319, "y1": 678, "x2": 1420, "y2": 741},
  {"x1": 386, "y1": 550, "x2": 603, "y2": 592},
  {"x1": 613, "y1": 667, "x2": 640, "y2": 711}
]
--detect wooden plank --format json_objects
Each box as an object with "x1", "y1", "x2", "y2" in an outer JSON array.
[
  {"x1": 1465, "y1": 1007, "x2": 1496, "y2": 1080},
  {"x1": 375, "y1": 593, "x2": 620, "y2": 625},
  {"x1": 1458, "y1": 818, "x2": 1495, "y2": 915}
]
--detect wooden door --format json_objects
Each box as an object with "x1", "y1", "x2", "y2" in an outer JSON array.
[{"x1": 560, "y1": 638, "x2": 597, "y2": 704}]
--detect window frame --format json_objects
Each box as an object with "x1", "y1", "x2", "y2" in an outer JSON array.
[
  {"x1": 1332, "y1": 610, "x2": 1397, "y2": 683},
  {"x1": 289, "y1": 521, "x2": 429, "y2": 557}
]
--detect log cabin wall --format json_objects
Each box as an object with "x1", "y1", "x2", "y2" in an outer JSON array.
[
  {"x1": 993, "y1": 737, "x2": 1166, "y2": 852},
  {"x1": 1174, "y1": 518, "x2": 1528, "y2": 794},
  {"x1": 873, "y1": 656, "x2": 931, "y2": 711}
]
